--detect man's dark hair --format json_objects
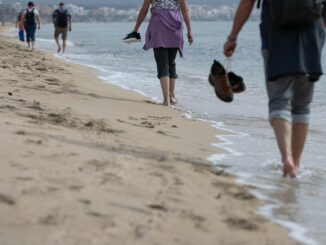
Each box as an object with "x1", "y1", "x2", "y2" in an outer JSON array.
[
  {"x1": 59, "y1": 2, "x2": 65, "y2": 6},
  {"x1": 28, "y1": 1, "x2": 34, "y2": 7}
]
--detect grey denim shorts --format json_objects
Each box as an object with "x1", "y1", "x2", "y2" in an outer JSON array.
[{"x1": 262, "y1": 49, "x2": 315, "y2": 124}]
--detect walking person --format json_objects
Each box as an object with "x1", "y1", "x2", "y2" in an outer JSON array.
[
  {"x1": 223, "y1": 0, "x2": 325, "y2": 177},
  {"x1": 21, "y1": 1, "x2": 41, "y2": 51},
  {"x1": 52, "y1": 2, "x2": 72, "y2": 54},
  {"x1": 124, "y1": 0, "x2": 193, "y2": 106},
  {"x1": 16, "y1": 11, "x2": 25, "y2": 42}
]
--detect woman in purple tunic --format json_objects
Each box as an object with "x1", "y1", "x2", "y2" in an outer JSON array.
[{"x1": 131, "y1": 0, "x2": 193, "y2": 106}]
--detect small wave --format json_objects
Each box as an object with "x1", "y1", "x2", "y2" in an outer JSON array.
[
  {"x1": 256, "y1": 195, "x2": 319, "y2": 245},
  {"x1": 38, "y1": 38, "x2": 74, "y2": 47}
]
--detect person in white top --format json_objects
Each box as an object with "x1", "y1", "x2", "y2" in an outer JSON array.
[{"x1": 21, "y1": 1, "x2": 41, "y2": 51}]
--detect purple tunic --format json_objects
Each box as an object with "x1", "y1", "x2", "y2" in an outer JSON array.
[{"x1": 143, "y1": 8, "x2": 184, "y2": 57}]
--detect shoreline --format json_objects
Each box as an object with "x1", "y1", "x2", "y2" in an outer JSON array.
[{"x1": 0, "y1": 32, "x2": 300, "y2": 244}]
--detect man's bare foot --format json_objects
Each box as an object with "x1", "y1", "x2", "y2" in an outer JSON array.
[
  {"x1": 293, "y1": 158, "x2": 301, "y2": 172},
  {"x1": 57, "y1": 47, "x2": 61, "y2": 53},
  {"x1": 283, "y1": 159, "x2": 296, "y2": 178}
]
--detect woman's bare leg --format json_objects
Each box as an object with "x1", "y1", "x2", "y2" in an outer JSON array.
[
  {"x1": 160, "y1": 76, "x2": 170, "y2": 106},
  {"x1": 169, "y1": 78, "x2": 178, "y2": 104}
]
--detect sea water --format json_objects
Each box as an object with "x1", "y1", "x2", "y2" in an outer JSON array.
[{"x1": 33, "y1": 22, "x2": 326, "y2": 245}]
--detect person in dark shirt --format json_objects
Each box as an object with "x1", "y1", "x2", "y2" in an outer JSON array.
[
  {"x1": 52, "y1": 2, "x2": 72, "y2": 53},
  {"x1": 223, "y1": 0, "x2": 325, "y2": 178}
]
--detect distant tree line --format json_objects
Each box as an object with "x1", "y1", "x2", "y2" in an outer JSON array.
[{"x1": 0, "y1": 4, "x2": 19, "y2": 26}]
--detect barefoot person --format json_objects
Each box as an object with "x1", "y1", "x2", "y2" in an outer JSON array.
[
  {"x1": 52, "y1": 2, "x2": 72, "y2": 54},
  {"x1": 224, "y1": 0, "x2": 325, "y2": 177},
  {"x1": 16, "y1": 11, "x2": 25, "y2": 42},
  {"x1": 21, "y1": 2, "x2": 40, "y2": 51},
  {"x1": 125, "y1": 0, "x2": 193, "y2": 106}
]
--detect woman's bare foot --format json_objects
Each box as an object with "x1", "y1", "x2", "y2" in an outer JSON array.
[
  {"x1": 170, "y1": 97, "x2": 178, "y2": 105},
  {"x1": 162, "y1": 101, "x2": 171, "y2": 106},
  {"x1": 283, "y1": 159, "x2": 296, "y2": 178}
]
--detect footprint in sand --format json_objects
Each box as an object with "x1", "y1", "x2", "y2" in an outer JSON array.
[
  {"x1": 0, "y1": 193, "x2": 15, "y2": 206},
  {"x1": 141, "y1": 121, "x2": 155, "y2": 129},
  {"x1": 24, "y1": 138, "x2": 42, "y2": 145},
  {"x1": 100, "y1": 173, "x2": 123, "y2": 185},
  {"x1": 47, "y1": 186, "x2": 60, "y2": 192},
  {"x1": 79, "y1": 199, "x2": 91, "y2": 205},
  {"x1": 145, "y1": 100, "x2": 159, "y2": 105},
  {"x1": 47, "y1": 82, "x2": 60, "y2": 86},
  {"x1": 86, "y1": 159, "x2": 111, "y2": 171},
  {"x1": 156, "y1": 130, "x2": 179, "y2": 139},
  {"x1": 39, "y1": 214, "x2": 60, "y2": 226},
  {"x1": 225, "y1": 217, "x2": 259, "y2": 231},
  {"x1": 87, "y1": 211, "x2": 104, "y2": 218},
  {"x1": 68, "y1": 185, "x2": 83, "y2": 191},
  {"x1": 16, "y1": 130, "x2": 26, "y2": 135},
  {"x1": 27, "y1": 101, "x2": 43, "y2": 111},
  {"x1": 35, "y1": 66, "x2": 48, "y2": 72},
  {"x1": 0, "y1": 105, "x2": 16, "y2": 111},
  {"x1": 180, "y1": 210, "x2": 207, "y2": 231},
  {"x1": 84, "y1": 120, "x2": 124, "y2": 134},
  {"x1": 231, "y1": 190, "x2": 255, "y2": 201},
  {"x1": 147, "y1": 204, "x2": 168, "y2": 212},
  {"x1": 15, "y1": 176, "x2": 34, "y2": 182}
]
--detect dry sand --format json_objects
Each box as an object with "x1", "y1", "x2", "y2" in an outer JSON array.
[{"x1": 0, "y1": 33, "x2": 299, "y2": 245}]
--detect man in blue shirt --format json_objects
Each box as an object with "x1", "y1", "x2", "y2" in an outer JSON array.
[{"x1": 223, "y1": 0, "x2": 325, "y2": 178}]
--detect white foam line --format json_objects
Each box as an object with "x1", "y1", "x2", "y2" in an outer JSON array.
[
  {"x1": 99, "y1": 75, "x2": 160, "y2": 103},
  {"x1": 38, "y1": 38, "x2": 75, "y2": 47},
  {"x1": 253, "y1": 189, "x2": 319, "y2": 245}
]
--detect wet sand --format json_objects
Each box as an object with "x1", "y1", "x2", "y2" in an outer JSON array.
[{"x1": 0, "y1": 33, "x2": 299, "y2": 245}]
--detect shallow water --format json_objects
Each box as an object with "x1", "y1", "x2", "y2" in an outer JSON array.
[{"x1": 31, "y1": 22, "x2": 326, "y2": 245}]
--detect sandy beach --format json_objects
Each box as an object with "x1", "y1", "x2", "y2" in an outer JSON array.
[{"x1": 0, "y1": 31, "x2": 299, "y2": 245}]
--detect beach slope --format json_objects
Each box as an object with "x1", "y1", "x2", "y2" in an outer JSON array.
[{"x1": 0, "y1": 35, "x2": 298, "y2": 245}]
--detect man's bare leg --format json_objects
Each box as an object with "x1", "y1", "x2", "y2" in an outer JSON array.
[
  {"x1": 55, "y1": 37, "x2": 61, "y2": 52},
  {"x1": 292, "y1": 123, "x2": 309, "y2": 171},
  {"x1": 272, "y1": 119, "x2": 296, "y2": 177},
  {"x1": 62, "y1": 39, "x2": 66, "y2": 54}
]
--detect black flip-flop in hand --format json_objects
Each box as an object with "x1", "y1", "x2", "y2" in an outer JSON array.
[{"x1": 122, "y1": 31, "x2": 141, "y2": 44}]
